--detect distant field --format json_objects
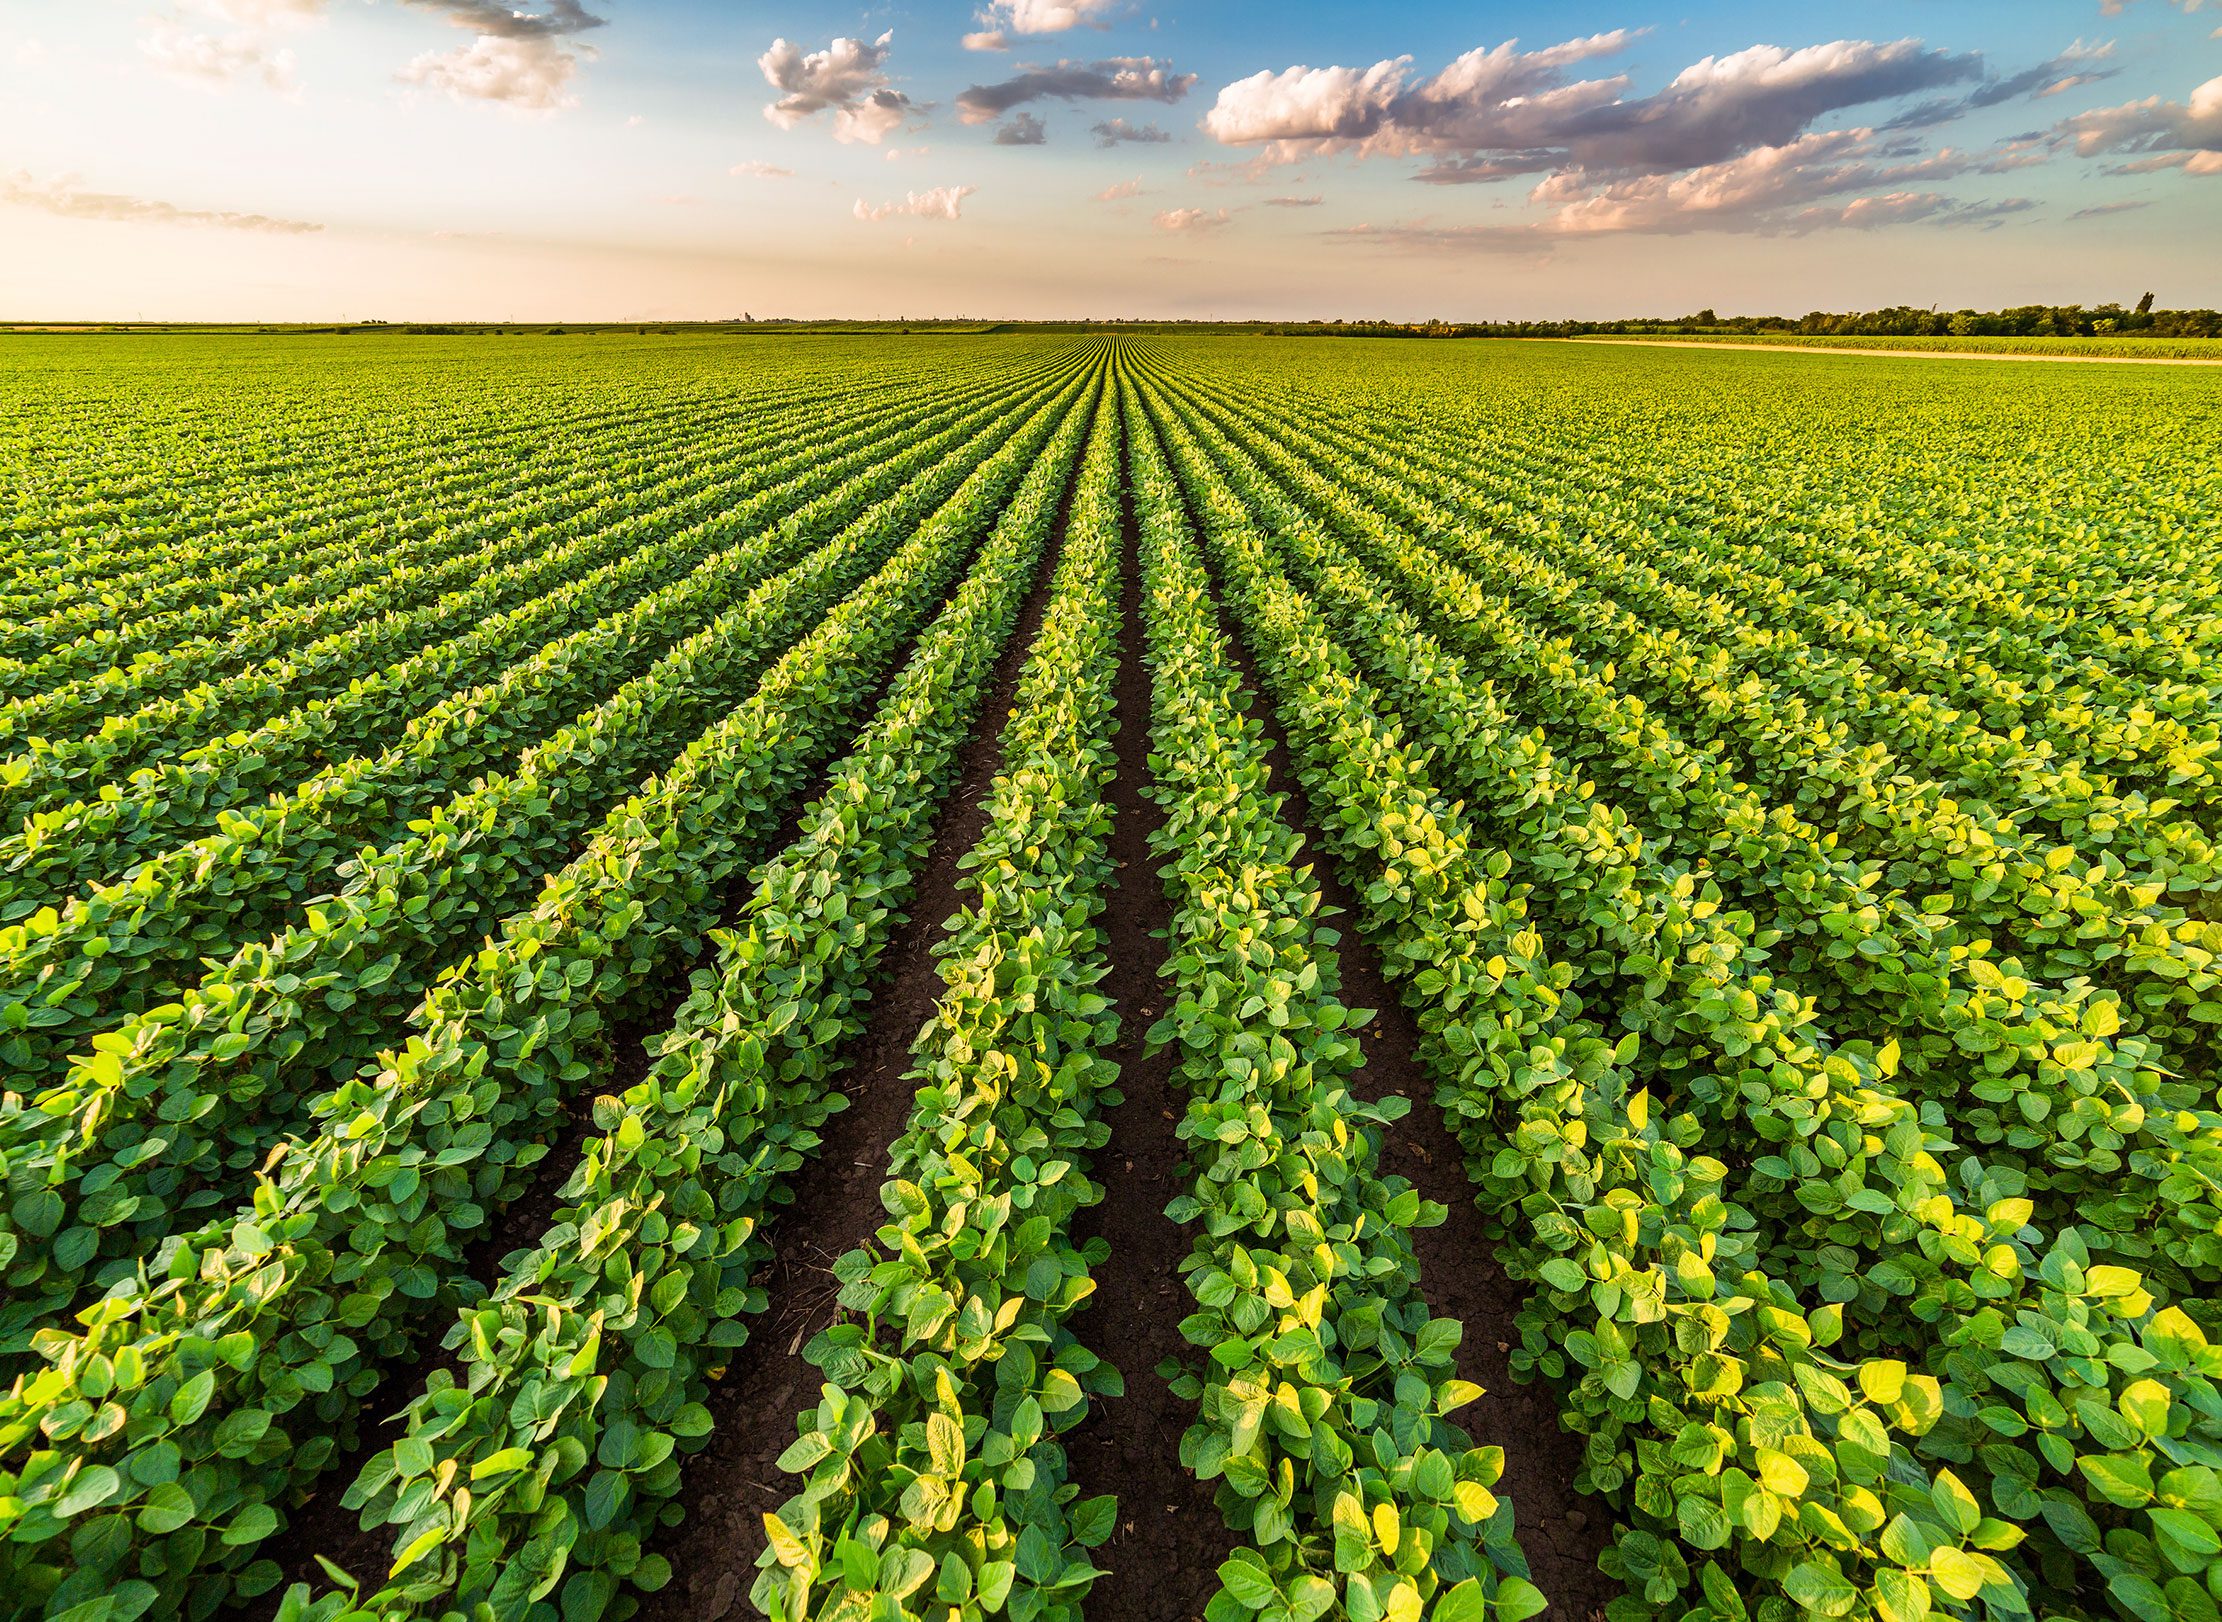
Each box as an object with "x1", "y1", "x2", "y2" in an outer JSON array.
[
  {"x1": 1572, "y1": 329, "x2": 2222, "y2": 359},
  {"x1": 3, "y1": 332, "x2": 2221, "y2": 1622}
]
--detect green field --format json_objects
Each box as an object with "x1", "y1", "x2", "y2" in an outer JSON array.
[
  {"x1": 1572, "y1": 331, "x2": 2222, "y2": 359},
  {"x1": 2, "y1": 332, "x2": 2220, "y2": 1622}
]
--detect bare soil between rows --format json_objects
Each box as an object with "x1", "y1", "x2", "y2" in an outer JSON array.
[
  {"x1": 1055, "y1": 427, "x2": 1232, "y2": 1622},
  {"x1": 1139, "y1": 378, "x2": 1617, "y2": 1622},
  {"x1": 635, "y1": 451, "x2": 1077, "y2": 1622}
]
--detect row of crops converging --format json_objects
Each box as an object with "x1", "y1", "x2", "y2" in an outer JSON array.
[{"x1": 2, "y1": 331, "x2": 2220, "y2": 1622}]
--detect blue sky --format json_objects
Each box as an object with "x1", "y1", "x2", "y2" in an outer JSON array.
[{"x1": 0, "y1": 0, "x2": 2215, "y2": 320}]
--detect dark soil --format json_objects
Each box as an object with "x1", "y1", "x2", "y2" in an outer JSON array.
[
  {"x1": 243, "y1": 534, "x2": 1004, "y2": 1618},
  {"x1": 1148, "y1": 394, "x2": 1618, "y2": 1622},
  {"x1": 635, "y1": 481, "x2": 1073, "y2": 1622},
  {"x1": 1055, "y1": 437, "x2": 1232, "y2": 1622}
]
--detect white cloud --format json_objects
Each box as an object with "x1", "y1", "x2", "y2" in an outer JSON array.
[
  {"x1": 403, "y1": 33, "x2": 580, "y2": 110},
  {"x1": 963, "y1": 31, "x2": 1010, "y2": 53},
  {"x1": 136, "y1": 0, "x2": 326, "y2": 93},
  {"x1": 972, "y1": 0, "x2": 1120, "y2": 39},
  {"x1": 1156, "y1": 205, "x2": 1230, "y2": 231},
  {"x1": 2063, "y1": 72, "x2": 2222, "y2": 173},
  {"x1": 395, "y1": 2, "x2": 604, "y2": 110},
  {"x1": 731, "y1": 159, "x2": 795, "y2": 179},
  {"x1": 2, "y1": 169, "x2": 322, "y2": 233},
  {"x1": 853, "y1": 184, "x2": 976, "y2": 221},
  {"x1": 1204, "y1": 33, "x2": 1982, "y2": 181},
  {"x1": 761, "y1": 31, "x2": 916, "y2": 144},
  {"x1": 1095, "y1": 176, "x2": 1144, "y2": 200},
  {"x1": 140, "y1": 17, "x2": 298, "y2": 92}
]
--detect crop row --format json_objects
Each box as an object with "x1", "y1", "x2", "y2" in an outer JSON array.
[{"x1": 0, "y1": 348, "x2": 1106, "y2": 1619}]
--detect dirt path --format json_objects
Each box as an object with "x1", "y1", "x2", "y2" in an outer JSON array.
[
  {"x1": 1553, "y1": 337, "x2": 2222, "y2": 366},
  {"x1": 634, "y1": 468, "x2": 1076, "y2": 1622},
  {"x1": 1057, "y1": 425, "x2": 1232, "y2": 1622}
]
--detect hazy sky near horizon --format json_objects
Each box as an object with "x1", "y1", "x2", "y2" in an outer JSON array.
[{"x1": 1, "y1": 0, "x2": 2216, "y2": 321}]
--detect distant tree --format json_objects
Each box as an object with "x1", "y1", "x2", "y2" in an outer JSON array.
[{"x1": 2137, "y1": 291, "x2": 2155, "y2": 315}]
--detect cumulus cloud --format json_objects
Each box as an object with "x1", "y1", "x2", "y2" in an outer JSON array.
[
  {"x1": 995, "y1": 110, "x2": 1048, "y2": 144},
  {"x1": 761, "y1": 31, "x2": 917, "y2": 144},
  {"x1": 731, "y1": 159, "x2": 795, "y2": 178},
  {"x1": 137, "y1": 0, "x2": 327, "y2": 93},
  {"x1": 1156, "y1": 205, "x2": 1230, "y2": 231},
  {"x1": 853, "y1": 183, "x2": 976, "y2": 221},
  {"x1": 1096, "y1": 176, "x2": 1145, "y2": 200},
  {"x1": 403, "y1": 34, "x2": 582, "y2": 108},
  {"x1": 1092, "y1": 116, "x2": 1170, "y2": 145},
  {"x1": 2061, "y1": 71, "x2": 2222, "y2": 173},
  {"x1": 1528, "y1": 129, "x2": 2002, "y2": 233},
  {"x1": 957, "y1": 56, "x2": 1194, "y2": 124},
  {"x1": 1200, "y1": 31, "x2": 2074, "y2": 237},
  {"x1": 2, "y1": 169, "x2": 321, "y2": 232},
  {"x1": 1205, "y1": 34, "x2": 1983, "y2": 182},
  {"x1": 398, "y1": 1, "x2": 604, "y2": 110},
  {"x1": 140, "y1": 18, "x2": 298, "y2": 91},
  {"x1": 972, "y1": 0, "x2": 1120, "y2": 38},
  {"x1": 1330, "y1": 133, "x2": 2037, "y2": 251}
]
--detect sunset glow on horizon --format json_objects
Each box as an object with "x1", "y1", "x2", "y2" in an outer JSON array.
[{"x1": 1, "y1": 0, "x2": 2216, "y2": 321}]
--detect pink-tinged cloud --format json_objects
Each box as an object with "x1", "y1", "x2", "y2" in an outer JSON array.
[
  {"x1": 1205, "y1": 33, "x2": 1983, "y2": 180},
  {"x1": 972, "y1": 0, "x2": 1120, "y2": 38},
  {"x1": 393, "y1": 1, "x2": 604, "y2": 110},
  {"x1": 403, "y1": 34, "x2": 582, "y2": 109},
  {"x1": 1156, "y1": 205, "x2": 1231, "y2": 231},
  {"x1": 3, "y1": 170, "x2": 322, "y2": 233},
  {"x1": 2063, "y1": 72, "x2": 2222, "y2": 174},
  {"x1": 762, "y1": 32, "x2": 917, "y2": 145},
  {"x1": 853, "y1": 184, "x2": 977, "y2": 221},
  {"x1": 137, "y1": 0, "x2": 330, "y2": 93}
]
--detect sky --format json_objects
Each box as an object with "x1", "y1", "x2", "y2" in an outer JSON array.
[{"x1": 0, "y1": 0, "x2": 2216, "y2": 321}]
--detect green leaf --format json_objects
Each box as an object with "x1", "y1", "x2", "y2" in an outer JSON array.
[
  {"x1": 1070, "y1": 1495, "x2": 1117, "y2": 1549},
  {"x1": 1494, "y1": 1578, "x2": 1548, "y2": 1622},
  {"x1": 763, "y1": 1513, "x2": 810, "y2": 1569},
  {"x1": 1432, "y1": 1579, "x2": 1491, "y2": 1622},
  {"x1": 926, "y1": 1411, "x2": 965, "y2": 1478},
  {"x1": 2079, "y1": 1454, "x2": 2155, "y2": 1508},
  {"x1": 1928, "y1": 1548, "x2": 1986, "y2": 1603},
  {"x1": 169, "y1": 1370, "x2": 216, "y2": 1427},
  {"x1": 1783, "y1": 1562, "x2": 1859, "y2": 1618},
  {"x1": 1678, "y1": 1494, "x2": 1732, "y2": 1551},
  {"x1": 56, "y1": 1465, "x2": 123, "y2": 1519},
  {"x1": 1537, "y1": 1259, "x2": 1586, "y2": 1293},
  {"x1": 137, "y1": 1482, "x2": 196, "y2": 1535},
  {"x1": 1219, "y1": 1557, "x2": 1280, "y2": 1611}
]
